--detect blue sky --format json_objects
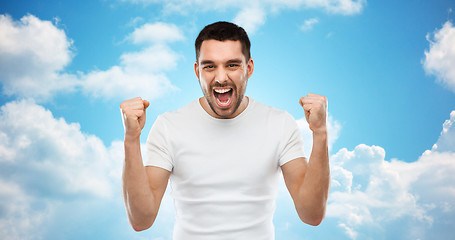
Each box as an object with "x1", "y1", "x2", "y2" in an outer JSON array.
[{"x1": 1, "y1": 0, "x2": 455, "y2": 239}]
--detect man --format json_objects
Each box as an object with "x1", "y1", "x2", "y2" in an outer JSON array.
[{"x1": 120, "y1": 21, "x2": 330, "y2": 239}]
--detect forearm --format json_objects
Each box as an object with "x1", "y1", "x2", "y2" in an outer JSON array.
[
  {"x1": 298, "y1": 130, "x2": 330, "y2": 225},
  {"x1": 122, "y1": 137, "x2": 157, "y2": 231}
]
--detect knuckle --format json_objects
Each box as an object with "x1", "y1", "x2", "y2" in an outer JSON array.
[{"x1": 120, "y1": 101, "x2": 126, "y2": 109}]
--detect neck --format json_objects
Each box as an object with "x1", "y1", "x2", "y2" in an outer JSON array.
[{"x1": 199, "y1": 96, "x2": 249, "y2": 119}]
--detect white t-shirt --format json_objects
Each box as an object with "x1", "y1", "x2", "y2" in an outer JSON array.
[{"x1": 145, "y1": 97, "x2": 305, "y2": 240}]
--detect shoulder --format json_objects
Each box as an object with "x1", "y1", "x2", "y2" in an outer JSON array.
[
  {"x1": 250, "y1": 98, "x2": 295, "y2": 121},
  {"x1": 159, "y1": 99, "x2": 199, "y2": 120},
  {"x1": 248, "y1": 98, "x2": 301, "y2": 136},
  {"x1": 148, "y1": 99, "x2": 199, "y2": 139},
  {"x1": 152, "y1": 99, "x2": 202, "y2": 131}
]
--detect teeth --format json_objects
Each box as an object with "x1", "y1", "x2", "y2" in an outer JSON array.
[{"x1": 214, "y1": 88, "x2": 231, "y2": 94}]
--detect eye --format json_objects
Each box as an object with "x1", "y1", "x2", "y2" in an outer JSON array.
[
  {"x1": 203, "y1": 65, "x2": 215, "y2": 70},
  {"x1": 227, "y1": 64, "x2": 240, "y2": 69}
]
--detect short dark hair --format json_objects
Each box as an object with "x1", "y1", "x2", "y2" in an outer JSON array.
[{"x1": 195, "y1": 21, "x2": 251, "y2": 62}]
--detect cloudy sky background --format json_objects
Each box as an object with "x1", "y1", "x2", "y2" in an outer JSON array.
[{"x1": 1, "y1": 0, "x2": 455, "y2": 239}]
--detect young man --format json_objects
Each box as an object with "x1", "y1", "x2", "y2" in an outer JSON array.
[{"x1": 120, "y1": 21, "x2": 330, "y2": 239}]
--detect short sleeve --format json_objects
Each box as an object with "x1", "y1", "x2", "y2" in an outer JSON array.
[
  {"x1": 144, "y1": 115, "x2": 174, "y2": 172},
  {"x1": 279, "y1": 113, "x2": 306, "y2": 166}
]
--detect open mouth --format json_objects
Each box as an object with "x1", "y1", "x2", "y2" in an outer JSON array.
[{"x1": 213, "y1": 87, "x2": 233, "y2": 108}]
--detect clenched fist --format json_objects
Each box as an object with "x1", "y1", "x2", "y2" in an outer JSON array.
[
  {"x1": 120, "y1": 97, "x2": 150, "y2": 140},
  {"x1": 299, "y1": 93, "x2": 328, "y2": 134}
]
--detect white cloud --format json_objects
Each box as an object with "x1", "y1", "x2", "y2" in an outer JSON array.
[
  {"x1": 233, "y1": 4, "x2": 267, "y2": 34},
  {"x1": 305, "y1": 0, "x2": 366, "y2": 15},
  {"x1": 339, "y1": 223, "x2": 357, "y2": 239},
  {"x1": 0, "y1": 179, "x2": 48, "y2": 240},
  {"x1": 0, "y1": 14, "x2": 78, "y2": 100},
  {"x1": 81, "y1": 44, "x2": 179, "y2": 100},
  {"x1": 300, "y1": 18, "x2": 319, "y2": 31},
  {"x1": 0, "y1": 99, "x2": 178, "y2": 239},
  {"x1": 80, "y1": 21, "x2": 183, "y2": 101},
  {"x1": 327, "y1": 110, "x2": 455, "y2": 239},
  {"x1": 432, "y1": 110, "x2": 455, "y2": 152},
  {"x1": 128, "y1": 22, "x2": 184, "y2": 44},
  {"x1": 423, "y1": 21, "x2": 455, "y2": 93},
  {"x1": 266, "y1": 0, "x2": 365, "y2": 15},
  {"x1": 126, "y1": 16, "x2": 145, "y2": 28},
  {"x1": 328, "y1": 144, "x2": 431, "y2": 238},
  {"x1": 0, "y1": 14, "x2": 181, "y2": 102},
  {"x1": 0, "y1": 99, "x2": 125, "y2": 238},
  {"x1": 119, "y1": 0, "x2": 366, "y2": 35},
  {"x1": 0, "y1": 99, "x2": 118, "y2": 198},
  {"x1": 121, "y1": 44, "x2": 180, "y2": 73},
  {"x1": 122, "y1": 0, "x2": 366, "y2": 15}
]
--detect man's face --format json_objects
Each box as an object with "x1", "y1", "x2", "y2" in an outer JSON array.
[{"x1": 195, "y1": 40, "x2": 254, "y2": 119}]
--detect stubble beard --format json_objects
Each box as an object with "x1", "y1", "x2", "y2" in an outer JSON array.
[{"x1": 204, "y1": 80, "x2": 247, "y2": 119}]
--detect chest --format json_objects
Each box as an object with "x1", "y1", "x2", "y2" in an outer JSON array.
[{"x1": 168, "y1": 120, "x2": 283, "y2": 197}]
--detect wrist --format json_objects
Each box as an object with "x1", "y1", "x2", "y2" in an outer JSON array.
[
  {"x1": 124, "y1": 134, "x2": 141, "y2": 145},
  {"x1": 312, "y1": 127, "x2": 327, "y2": 136}
]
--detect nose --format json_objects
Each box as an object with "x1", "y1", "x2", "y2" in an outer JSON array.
[{"x1": 215, "y1": 67, "x2": 228, "y2": 85}]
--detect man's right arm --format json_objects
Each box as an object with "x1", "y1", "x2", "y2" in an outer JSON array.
[{"x1": 120, "y1": 97, "x2": 171, "y2": 232}]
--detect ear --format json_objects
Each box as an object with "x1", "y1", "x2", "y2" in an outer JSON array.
[
  {"x1": 194, "y1": 61, "x2": 200, "y2": 80},
  {"x1": 247, "y1": 58, "x2": 254, "y2": 79}
]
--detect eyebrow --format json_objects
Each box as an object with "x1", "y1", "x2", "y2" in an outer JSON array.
[
  {"x1": 199, "y1": 58, "x2": 243, "y2": 65},
  {"x1": 226, "y1": 59, "x2": 243, "y2": 64},
  {"x1": 200, "y1": 60, "x2": 215, "y2": 65}
]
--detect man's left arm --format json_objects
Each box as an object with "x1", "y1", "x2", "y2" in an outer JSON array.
[{"x1": 281, "y1": 93, "x2": 330, "y2": 226}]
